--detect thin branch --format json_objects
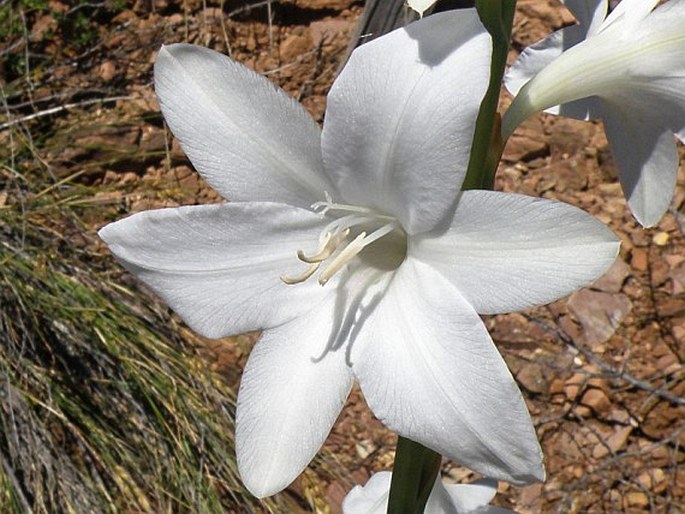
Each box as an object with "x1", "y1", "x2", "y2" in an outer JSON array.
[
  {"x1": 528, "y1": 312, "x2": 685, "y2": 406},
  {"x1": 0, "y1": 96, "x2": 131, "y2": 131}
]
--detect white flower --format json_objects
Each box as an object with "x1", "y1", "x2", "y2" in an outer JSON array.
[
  {"x1": 503, "y1": 0, "x2": 685, "y2": 227},
  {"x1": 99, "y1": 10, "x2": 619, "y2": 498},
  {"x1": 343, "y1": 472, "x2": 513, "y2": 514}
]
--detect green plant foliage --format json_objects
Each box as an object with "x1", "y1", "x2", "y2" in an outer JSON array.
[{"x1": 0, "y1": 145, "x2": 296, "y2": 514}]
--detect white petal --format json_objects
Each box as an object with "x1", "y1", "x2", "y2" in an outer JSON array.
[
  {"x1": 443, "y1": 477, "x2": 497, "y2": 512},
  {"x1": 155, "y1": 44, "x2": 334, "y2": 207},
  {"x1": 322, "y1": 11, "x2": 491, "y2": 235},
  {"x1": 98, "y1": 202, "x2": 329, "y2": 338},
  {"x1": 599, "y1": 0, "x2": 658, "y2": 33},
  {"x1": 412, "y1": 190, "x2": 619, "y2": 314},
  {"x1": 503, "y1": 9, "x2": 650, "y2": 137},
  {"x1": 504, "y1": 0, "x2": 685, "y2": 139},
  {"x1": 342, "y1": 472, "x2": 392, "y2": 514},
  {"x1": 654, "y1": 0, "x2": 685, "y2": 20},
  {"x1": 236, "y1": 296, "x2": 353, "y2": 497},
  {"x1": 344, "y1": 474, "x2": 509, "y2": 514},
  {"x1": 505, "y1": 0, "x2": 606, "y2": 121},
  {"x1": 602, "y1": 100, "x2": 679, "y2": 227},
  {"x1": 352, "y1": 259, "x2": 545, "y2": 485},
  {"x1": 614, "y1": 10, "x2": 685, "y2": 113},
  {"x1": 610, "y1": 3, "x2": 685, "y2": 141},
  {"x1": 505, "y1": 29, "x2": 595, "y2": 120},
  {"x1": 424, "y1": 478, "x2": 460, "y2": 514}
]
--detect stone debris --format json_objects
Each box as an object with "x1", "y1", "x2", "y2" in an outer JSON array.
[{"x1": 567, "y1": 290, "x2": 633, "y2": 347}]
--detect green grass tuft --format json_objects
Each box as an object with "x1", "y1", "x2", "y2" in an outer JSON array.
[{"x1": 0, "y1": 143, "x2": 300, "y2": 514}]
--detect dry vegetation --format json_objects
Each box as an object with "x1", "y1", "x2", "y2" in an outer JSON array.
[{"x1": 0, "y1": 0, "x2": 683, "y2": 512}]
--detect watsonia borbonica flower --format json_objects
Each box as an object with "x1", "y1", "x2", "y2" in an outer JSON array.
[
  {"x1": 99, "y1": 10, "x2": 619, "y2": 497},
  {"x1": 504, "y1": 0, "x2": 685, "y2": 227}
]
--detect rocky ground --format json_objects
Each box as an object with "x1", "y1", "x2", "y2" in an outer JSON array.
[{"x1": 0, "y1": 0, "x2": 683, "y2": 512}]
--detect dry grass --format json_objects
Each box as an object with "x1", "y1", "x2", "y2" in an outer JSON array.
[{"x1": 0, "y1": 143, "x2": 305, "y2": 512}]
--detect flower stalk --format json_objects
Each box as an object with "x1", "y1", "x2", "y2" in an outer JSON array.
[
  {"x1": 462, "y1": 0, "x2": 517, "y2": 190},
  {"x1": 387, "y1": 437, "x2": 442, "y2": 514}
]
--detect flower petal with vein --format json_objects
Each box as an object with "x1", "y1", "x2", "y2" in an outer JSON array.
[
  {"x1": 504, "y1": 0, "x2": 685, "y2": 227},
  {"x1": 99, "y1": 10, "x2": 619, "y2": 498},
  {"x1": 342, "y1": 472, "x2": 512, "y2": 514}
]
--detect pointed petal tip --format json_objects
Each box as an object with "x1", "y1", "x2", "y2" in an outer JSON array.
[
  {"x1": 239, "y1": 470, "x2": 287, "y2": 500},
  {"x1": 629, "y1": 204, "x2": 665, "y2": 229},
  {"x1": 154, "y1": 42, "x2": 174, "y2": 64},
  {"x1": 526, "y1": 459, "x2": 546, "y2": 484},
  {"x1": 237, "y1": 435, "x2": 295, "y2": 499},
  {"x1": 154, "y1": 42, "x2": 202, "y2": 73},
  {"x1": 483, "y1": 453, "x2": 544, "y2": 488},
  {"x1": 97, "y1": 217, "x2": 128, "y2": 247},
  {"x1": 491, "y1": 440, "x2": 546, "y2": 486},
  {"x1": 96, "y1": 223, "x2": 109, "y2": 241}
]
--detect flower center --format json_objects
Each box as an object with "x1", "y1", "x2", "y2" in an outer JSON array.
[{"x1": 281, "y1": 193, "x2": 407, "y2": 286}]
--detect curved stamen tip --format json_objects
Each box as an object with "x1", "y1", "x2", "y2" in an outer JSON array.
[
  {"x1": 281, "y1": 262, "x2": 320, "y2": 285},
  {"x1": 297, "y1": 232, "x2": 333, "y2": 263}
]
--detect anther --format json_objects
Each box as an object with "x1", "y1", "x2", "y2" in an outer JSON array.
[
  {"x1": 318, "y1": 232, "x2": 368, "y2": 285},
  {"x1": 281, "y1": 262, "x2": 320, "y2": 285},
  {"x1": 297, "y1": 232, "x2": 333, "y2": 263},
  {"x1": 297, "y1": 229, "x2": 350, "y2": 264}
]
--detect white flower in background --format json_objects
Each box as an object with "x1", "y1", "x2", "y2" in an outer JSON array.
[
  {"x1": 504, "y1": 0, "x2": 685, "y2": 227},
  {"x1": 343, "y1": 472, "x2": 513, "y2": 514},
  {"x1": 99, "y1": 10, "x2": 619, "y2": 498},
  {"x1": 408, "y1": 0, "x2": 438, "y2": 17}
]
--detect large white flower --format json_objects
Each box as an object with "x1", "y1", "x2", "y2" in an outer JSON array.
[
  {"x1": 343, "y1": 472, "x2": 512, "y2": 514},
  {"x1": 504, "y1": 0, "x2": 685, "y2": 227},
  {"x1": 99, "y1": 10, "x2": 619, "y2": 498}
]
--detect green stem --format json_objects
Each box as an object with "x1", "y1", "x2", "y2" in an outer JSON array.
[
  {"x1": 462, "y1": 0, "x2": 517, "y2": 191},
  {"x1": 387, "y1": 436, "x2": 442, "y2": 514}
]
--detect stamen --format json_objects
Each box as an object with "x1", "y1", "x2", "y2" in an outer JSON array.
[
  {"x1": 281, "y1": 262, "x2": 320, "y2": 285},
  {"x1": 323, "y1": 215, "x2": 367, "y2": 239},
  {"x1": 318, "y1": 232, "x2": 368, "y2": 286},
  {"x1": 359, "y1": 221, "x2": 399, "y2": 246},
  {"x1": 297, "y1": 232, "x2": 332, "y2": 263},
  {"x1": 318, "y1": 221, "x2": 400, "y2": 285},
  {"x1": 298, "y1": 229, "x2": 350, "y2": 263},
  {"x1": 282, "y1": 193, "x2": 404, "y2": 286}
]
